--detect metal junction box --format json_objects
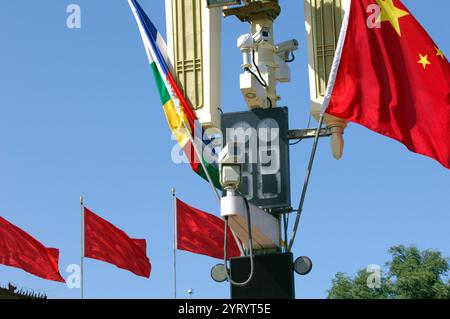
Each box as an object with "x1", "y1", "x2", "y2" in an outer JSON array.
[{"x1": 230, "y1": 252, "x2": 295, "y2": 299}]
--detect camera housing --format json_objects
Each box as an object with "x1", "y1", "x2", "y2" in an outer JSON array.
[
  {"x1": 275, "y1": 39, "x2": 299, "y2": 61},
  {"x1": 219, "y1": 142, "x2": 244, "y2": 189}
]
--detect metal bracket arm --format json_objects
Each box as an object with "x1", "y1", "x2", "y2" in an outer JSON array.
[{"x1": 288, "y1": 128, "x2": 332, "y2": 140}]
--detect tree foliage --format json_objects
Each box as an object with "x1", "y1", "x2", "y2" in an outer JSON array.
[{"x1": 327, "y1": 245, "x2": 450, "y2": 299}]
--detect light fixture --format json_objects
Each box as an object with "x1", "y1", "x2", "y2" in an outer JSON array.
[
  {"x1": 211, "y1": 264, "x2": 228, "y2": 283},
  {"x1": 294, "y1": 256, "x2": 313, "y2": 276}
]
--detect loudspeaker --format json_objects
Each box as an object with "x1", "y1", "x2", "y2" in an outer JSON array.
[{"x1": 230, "y1": 252, "x2": 295, "y2": 299}]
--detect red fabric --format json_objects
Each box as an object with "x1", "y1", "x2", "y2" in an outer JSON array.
[
  {"x1": 176, "y1": 198, "x2": 241, "y2": 260},
  {"x1": 327, "y1": 0, "x2": 450, "y2": 168},
  {"x1": 0, "y1": 217, "x2": 65, "y2": 282},
  {"x1": 84, "y1": 208, "x2": 151, "y2": 278}
]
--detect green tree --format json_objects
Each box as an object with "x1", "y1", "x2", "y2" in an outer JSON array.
[{"x1": 327, "y1": 245, "x2": 450, "y2": 299}]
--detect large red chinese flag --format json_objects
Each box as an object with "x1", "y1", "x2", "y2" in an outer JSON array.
[
  {"x1": 84, "y1": 208, "x2": 151, "y2": 278},
  {"x1": 0, "y1": 217, "x2": 65, "y2": 282},
  {"x1": 327, "y1": 0, "x2": 450, "y2": 168},
  {"x1": 176, "y1": 198, "x2": 242, "y2": 260}
]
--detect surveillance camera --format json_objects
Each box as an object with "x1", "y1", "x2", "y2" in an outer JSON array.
[
  {"x1": 275, "y1": 39, "x2": 299, "y2": 60},
  {"x1": 253, "y1": 27, "x2": 271, "y2": 44},
  {"x1": 219, "y1": 142, "x2": 244, "y2": 189},
  {"x1": 237, "y1": 34, "x2": 255, "y2": 69},
  {"x1": 219, "y1": 142, "x2": 244, "y2": 165},
  {"x1": 237, "y1": 33, "x2": 254, "y2": 51}
]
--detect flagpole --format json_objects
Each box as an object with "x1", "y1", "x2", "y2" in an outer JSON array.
[
  {"x1": 128, "y1": 0, "x2": 220, "y2": 203},
  {"x1": 80, "y1": 195, "x2": 84, "y2": 300},
  {"x1": 287, "y1": 2, "x2": 350, "y2": 252},
  {"x1": 171, "y1": 188, "x2": 177, "y2": 299}
]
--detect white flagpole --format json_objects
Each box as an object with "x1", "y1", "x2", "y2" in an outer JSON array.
[
  {"x1": 128, "y1": 0, "x2": 220, "y2": 203},
  {"x1": 171, "y1": 188, "x2": 177, "y2": 299},
  {"x1": 80, "y1": 195, "x2": 84, "y2": 299},
  {"x1": 287, "y1": 0, "x2": 351, "y2": 252}
]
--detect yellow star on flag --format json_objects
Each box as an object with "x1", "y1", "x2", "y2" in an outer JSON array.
[
  {"x1": 436, "y1": 47, "x2": 445, "y2": 60},
  {"x1": 376, "y1": 0, "x2": 410, "y2": 36},
  {"x1": 418, "y1": 54, "x2": 431, "y2": 69}
]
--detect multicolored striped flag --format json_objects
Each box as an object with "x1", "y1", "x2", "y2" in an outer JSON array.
[{"x1": 128, "y1": 0, "x2": 221, "y2": 188}]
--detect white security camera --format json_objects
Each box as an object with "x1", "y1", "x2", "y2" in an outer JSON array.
[
  {"x1": 237, "y1": 33, "x2": 254, "y2": 69},
  {"x1": 253, "y1": 27, "x2": 271, "y2": 44},
  {"x1": 219, "y1": 142, "x2": 244, "y2": 189},
  {"x1": 237, "y1": 33, "x2": 254, "y2": 51},
  {"x1": 275, "y1": 39, "x2": 299, "y2": 60}
]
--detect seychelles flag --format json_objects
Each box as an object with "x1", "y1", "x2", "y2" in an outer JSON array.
[{"x1": 128, "y1": 0, "x2": 221, "y2": 187}]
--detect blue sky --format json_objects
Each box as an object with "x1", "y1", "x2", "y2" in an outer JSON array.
[{"x1": 0, "y1": 0, "x2": 448, "y2": 299}]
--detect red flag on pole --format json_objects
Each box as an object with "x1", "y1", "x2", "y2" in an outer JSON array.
[
  {"x1": 326, "y1": 0, "x2": 450, "y2": 168},
  {"x1": 0, "y1": 216, "x2": 65, "y2": 283},
  {"x1": 84, "y1": 208, "x2": 151, "y2": 278},
  {"x1": 176, "y1": 198, "x2": 242, "y2": 260}
]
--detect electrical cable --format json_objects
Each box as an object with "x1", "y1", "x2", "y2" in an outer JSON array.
[
  {"x1": 252, "y1": 48, "x2": 268, "y2": 87},
  {"x1": 244, "y1": 67, "x2": 268, "y2": 88},
  {"x1": 282, "y1": 211, "x2": 288, "y2": 252},
  {"x1": 223, "y1": 195, "x2": 255, "y2": 286},
  {"x1": 286, "y1": 51, "x2": 295, "y2": 63},
  {"x1": 289, "y1": 139, "x2": 302, "y2": 146},
  {"x1": 245, "y1": 49, "x2": 274, "y2": 108},
  {"x1": 307, "y1": 114, "x2": 312, "y2": 129},
  {"x1": 243, "y1": 68, "x2": 273, "y2": 109},
  {"x1": 286, "y1": 212, "x2": 290, "y2": 237},
  {"x1": 289, "y1": 115, "x2": 313, "y2": 146}
]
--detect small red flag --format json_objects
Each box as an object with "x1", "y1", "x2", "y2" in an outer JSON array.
[
  {"x1": 176, "y1": 198, "x2": 242, "y2": 260},
  {"x1": 0, "y1": 216, "x2": 65, "y2": 283},
  {"x1": 84, "y1": 208, "x2": 151, "y2": 278},
  {"x1": 327, "y1": 0, "x2": 450, "y2": 168}
]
